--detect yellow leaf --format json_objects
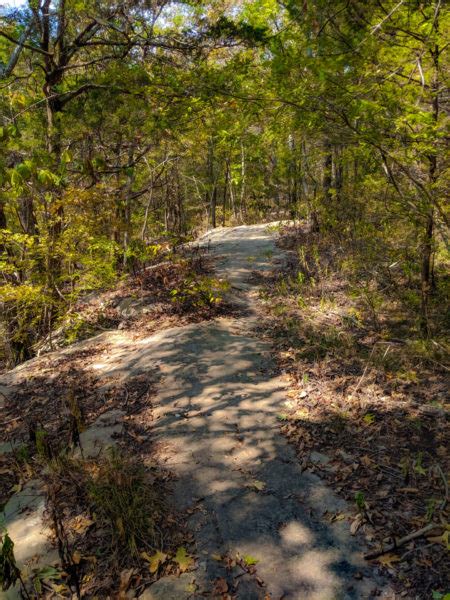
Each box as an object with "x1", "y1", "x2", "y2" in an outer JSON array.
[
  {"x1": 376, "y1": 553, "x2": 401, "y2": 569},
  {"x1": 174, "y1": 547, "x2": 194, "y2": 573},
  {"x1": 71, "y1": 515, "x2": 94, "y2": 535},
  {"x1": 248, "y1": 479, "x2": 266, "y2": 492},
  {"x1": 116, "y1": 516, "x2": 125, "y2": 539},
  {"x1": 329, "y1": 512, "x2": 347, "y2": 522},
  {"x1": 141, "y1": 550, "x2": 167, "y2": 574}
]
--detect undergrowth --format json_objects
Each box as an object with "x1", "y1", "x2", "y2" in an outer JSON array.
[{"x1": 87, "y1": 448, "x2": 161, "y2": 557}]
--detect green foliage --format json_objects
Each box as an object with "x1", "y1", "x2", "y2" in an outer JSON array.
[
  {"x1": 170, "y1": 275, "x2": 230, "y2": 310},
  {"x1": 0, "y1": 283, "x2": 54, "y2": 364},
  {"x1": 354, "y1": 491, "x2": 366, "y2": 511},
  {"x1": 32, "y1": 566, "x2": 62, "y2": 595},
  {"x1": 63, "y1": 314, "x2": 96, "y2": 345},
  {"x1": 0, "y1": 530, "x2": 19, "y2": 592},
  {"x1": 0, "y1": 0, "x2": 448, "y2": 364}
]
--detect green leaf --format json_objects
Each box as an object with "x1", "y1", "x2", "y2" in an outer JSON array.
[
  {"x1": 10, "y1": 170, "x2": 23, "y2": 187},
  {"x1": 173, "y1": 546, "x2": 194, "y2": 573},
  {"x1": 61, "y1": 149, "x2": 72, "y2": 163},
  {"x1": 363, "y1": 413, "x2": 375, "y2": 425},
  {"x1": 37, "y1": 169, "x2": 59, "y2": 187},
  {"x1": 248, "y1": 479, "x2": 266, "y2": 492},
  {"x1": 243, "y1": 554, "x2": 258, "y2": 566}
]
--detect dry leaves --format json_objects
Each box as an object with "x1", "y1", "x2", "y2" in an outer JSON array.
[
  {"x1": 375, "y1": 553, "x2": 401, "y2": 569},
  {"x1": 141, "y1": 550, "x2": 167, "y2": 574}
]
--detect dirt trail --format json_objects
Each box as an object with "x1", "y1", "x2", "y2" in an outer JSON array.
[
  {"x1": 1, "y1": 224, "x2": 389, "y2": 599},
  {"x1": 88, "y1": 224, "x2": 387, "y2": 599}
]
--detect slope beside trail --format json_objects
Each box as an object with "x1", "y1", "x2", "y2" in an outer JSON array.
[{"x1": 1, "y1": 223, "x2": 390, "y2": 600}]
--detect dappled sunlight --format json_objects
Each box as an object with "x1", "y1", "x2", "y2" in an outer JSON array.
[
  {"x1": 0, "y1": 224, "x2": 392, "y2": 598},
  {"x1": 84, "y1": 307, "x2": 382, "y2": 596},
  {"x1": 280, "y1": 521, "x2": 314, "y2": 547}
]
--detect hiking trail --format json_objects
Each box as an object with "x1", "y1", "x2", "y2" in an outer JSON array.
[{"x1": 1, "y1": 224, "x2": 390, "y2": 600}]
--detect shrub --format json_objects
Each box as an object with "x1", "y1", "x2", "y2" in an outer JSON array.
[{"x1": 170, "y1": 274, "x2": 230, "y2": 311}]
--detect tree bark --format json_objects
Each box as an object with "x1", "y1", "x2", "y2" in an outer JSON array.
[{"x1": 420, "y1": 8, "x2": 440, "y2": 336}]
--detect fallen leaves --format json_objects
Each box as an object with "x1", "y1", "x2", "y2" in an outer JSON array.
[
  {"x1": 264, "y1": 225, "x2": 450, "y2": 598},
  {"x1": 174, "y1": 546, "x2": 195, "y2": 573},
  {"x1": 70, "y1": 514, "x2": 94, "y2": 535},
  {"x1": 213, "y1": 577, "x2": 228, "y2": 594},
  {"x1": 141, "y1": 550, "x2": 167, "y2": 574},
  {"x1": 118, "y1": 568, "x2": 135, "y2": 599},
  {"x1": 427, "y1": 524, "x2": 450, "y2": 550}
]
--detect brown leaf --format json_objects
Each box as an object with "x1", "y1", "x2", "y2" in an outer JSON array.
[
  {"x1": 350, "y1": 514, "x2": 364, "y2": 535},
  {"x1": 376, "y1": 553, "x2": 401, "y2": 569},
  {"x1": 118, "y1": 569, "x2": 135, "y2": 599},
  {"x1": 213, "y1": 577, "x2": 228, "y2": 594},
  {"x1": 71, "y1": 515, "x2": 94, "y2": 535}
]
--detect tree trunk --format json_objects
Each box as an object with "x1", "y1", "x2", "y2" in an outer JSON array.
[
  {"x1": 207, "y1": 139, "x2": 217, "y2": 228},
  {"x1": 420, "y1": 10, "x2": 440, "y2": 337},
  {"x1": 323, "y1": 140, "x2": 333, "y2": 204},
  {"x1": 222, "y1": 160, "x2": 229, "y2": 227},
  {"x1": 239, "y1": 140, "x2": 246, "y2": 220}
]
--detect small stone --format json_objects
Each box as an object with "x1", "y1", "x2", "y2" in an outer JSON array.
[{"x1": 309, "y1": 451, "x2": 331, "y2": 465}]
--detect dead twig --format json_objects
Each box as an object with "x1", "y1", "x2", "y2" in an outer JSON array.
[
  {"x1": 348, "y1": 344, "x2": 377, "y2": 399},
  {"x1": 364, "y1": 522, "x2": 436, "y2": 560}
]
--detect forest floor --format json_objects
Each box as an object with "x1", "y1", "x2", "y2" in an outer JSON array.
[{"x1": 0, "y1": 223, "x2": 448, "y2": 599}]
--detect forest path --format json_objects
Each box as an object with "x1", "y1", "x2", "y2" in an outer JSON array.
[
  {"x1": 100, "y1": 223, "x2": 386, "y2": 599},
  {"x1": 0, "y1": 224, "x2": 389, "y2": 599}
]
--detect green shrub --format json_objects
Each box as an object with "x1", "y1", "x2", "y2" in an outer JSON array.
[{"x1": 170, "y1": 274, "x2": 230, "y2": 311}]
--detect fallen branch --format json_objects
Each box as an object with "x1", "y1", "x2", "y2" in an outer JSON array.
[
  {"x1": 143, "y1": 260, "x2": 173, "y2": 273},
  {"x1": 364, "y1": 522, "x2": 436, "y2": 560}
]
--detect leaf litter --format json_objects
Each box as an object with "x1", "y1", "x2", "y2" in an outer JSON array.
[{"x1": 255, "y1": 224, "x2": 450, "y2": 598}]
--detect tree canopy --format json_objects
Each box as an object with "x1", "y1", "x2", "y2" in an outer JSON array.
[{"x1": 0, "y1": 0, "x2": 448, "y2": 363}]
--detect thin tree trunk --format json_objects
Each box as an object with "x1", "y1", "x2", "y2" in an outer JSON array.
[
  {"x1": 240, "y1": 140, "x2": 246, "y2": 219},
  {"x1": 420, "y1": 9, "x2": 440, "y2": 336},
  {"x1": 141, "y1": 185, "x2": 154, "y2": 241},
  {"x1": 222, "y1": 160, "x2": 229, "y2": 227},
  {"x1": 207, "y1": 139, "x2": 217, "y2": 228},
  {"x1": 323, "y1": 139, "x2": 333, "y2": 204}
]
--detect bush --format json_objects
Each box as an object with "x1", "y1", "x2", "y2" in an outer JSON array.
[{"x1": 170, "y1": 274, "x2": 230, "y2": 311}]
